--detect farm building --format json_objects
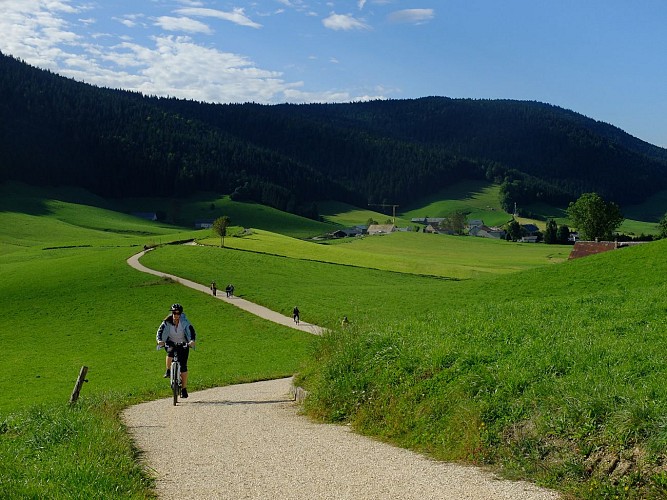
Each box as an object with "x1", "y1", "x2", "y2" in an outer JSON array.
[
  {"x1": 367, "y1": 224, "x2": 396, "y2": 235},
  {"x1": 469, "y1": 225, "x2": 506, "y2": 239},
  {"x1": 411, "y1": 217, "x2": 445, "y2": 226},
  {"x1": 331, "y1": 227, "x2": 365, "y2": 238}
]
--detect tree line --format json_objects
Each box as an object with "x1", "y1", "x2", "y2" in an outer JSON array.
[{"x1": 2, "y1": 52, "x2": 667, "y2": 220}]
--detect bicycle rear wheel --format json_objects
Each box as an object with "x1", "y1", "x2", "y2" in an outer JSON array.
[{"x1": 171, "y1": 362, "x2": 180, "y2": 406}]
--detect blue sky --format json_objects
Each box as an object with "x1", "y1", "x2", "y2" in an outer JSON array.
[{"x1": 2, "y1": 0, "x2": 666, "y2": 147}]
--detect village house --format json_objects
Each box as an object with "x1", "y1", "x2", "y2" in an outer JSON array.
[
  {"x1": 330, "y1": 226, "x2": 366, "y2": 238},
  {"x1": 367, "y1": 223, "x2": 396, "y2": 235},
  {"x1": 470, "y1": 225, "x2": 507, "y2": 239}
]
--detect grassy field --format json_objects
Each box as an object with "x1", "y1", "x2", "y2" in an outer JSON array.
[
  {"x1": 3, "y1": 181, "x2": 667, "y2": 498},
  {"x1": 197, "y1": 228, "x2": 570, "y2": 280}
]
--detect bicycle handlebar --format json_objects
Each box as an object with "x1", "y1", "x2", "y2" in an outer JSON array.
[{"x1": 157, "y1": 341, "x2": 194, "y2": 350}]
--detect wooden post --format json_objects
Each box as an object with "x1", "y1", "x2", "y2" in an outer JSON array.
[{"x1": 69, "y1": 366, "x2": 88, "y2": 405}]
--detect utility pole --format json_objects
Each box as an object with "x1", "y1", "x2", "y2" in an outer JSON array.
[{"x1": 368, "y1": 203, "x2": 399, "y2": 224}]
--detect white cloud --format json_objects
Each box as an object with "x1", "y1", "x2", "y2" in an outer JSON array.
[
  {"x1": 322, "y1": 13, "x2": 370, "y2": 31},
  {"x1": 0, "y1": 0, "x2": 83, "y2": 68},
  {"x1": 175, "y1": 7, "x2": 262, "y2": 29},
  {"x1": 387, "y1": 9, "x2": 434, "y2": 24},
  {"x1": 358, "y1": 0, "x2": 367, "y2": 9},
  {"x1": 74, "y1": 36, "x2": 301, "y2": 103},
  {"x1": 155, "y1": 16, "x2": 212, "y2": 34},
  {"x1": 0, "y1": 0, "x2": 384, "y2": 106}
]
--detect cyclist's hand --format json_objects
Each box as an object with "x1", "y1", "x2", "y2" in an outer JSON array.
[
  {"x1": 188, "y1": 341, "x2": 195, "y2": 348},
  {"x1": 158, "y1": 341, "x2": 165, "y2": 347}
]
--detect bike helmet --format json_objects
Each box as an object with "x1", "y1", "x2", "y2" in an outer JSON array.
[{"x1": 170, "y1": 303, "x2": 183, "y2": 313}]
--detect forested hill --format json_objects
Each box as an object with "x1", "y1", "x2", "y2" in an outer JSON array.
[{"x1": 2, "y1": 51, "x2": 667, "y2": 218}]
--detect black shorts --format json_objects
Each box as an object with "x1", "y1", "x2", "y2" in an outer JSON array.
[{"x1": 166, "y1": 343, "x2": 190, "y2": 372}]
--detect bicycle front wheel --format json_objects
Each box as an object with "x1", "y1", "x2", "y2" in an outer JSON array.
[{"x1": 171, "y1": 363, "x2": 179, "y2": 406}]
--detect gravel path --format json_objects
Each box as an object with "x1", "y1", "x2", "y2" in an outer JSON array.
[
  {"x1": 123, "y1": 378, "x2": 559, "y2": 500},
  {"x1": 127, "y1": 250, "x2": 324, "y2": 335},
  {"x1": 125, "y1": 250, "x2": 560, "y2": 499}
]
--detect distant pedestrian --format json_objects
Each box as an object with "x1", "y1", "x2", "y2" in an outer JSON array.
[
  {"x1": 230, "y1": 284, "x2": 235, "y2": 297},
  {"x1": 341, "y1": 316, "x2": 349, "y2": 327},
  {"x1": 210, "y1": 281, "x2": 217, "y2": 296},
  {"x1": 225, "y1": 284, "x2": 232, "y2": 297},
  {"x1": 293, "y1": 306, "x2": 300, "y2": 325}
]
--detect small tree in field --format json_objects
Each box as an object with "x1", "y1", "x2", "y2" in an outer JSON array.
[
  {"x1": 567, "y1": 193, "x2": 623, "y2": 241},
  {"x1": 212, "y1": 216, "x2": 231, "y2": 247}
]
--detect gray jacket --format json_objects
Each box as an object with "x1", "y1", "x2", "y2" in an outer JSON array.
[{"x1": 156, "y1": 313, "x2": 196, "y2": 344}]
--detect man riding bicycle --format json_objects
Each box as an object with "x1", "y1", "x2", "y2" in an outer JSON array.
[{"x1": 157, "y1": 303, "x2": 196, "y2": 398}]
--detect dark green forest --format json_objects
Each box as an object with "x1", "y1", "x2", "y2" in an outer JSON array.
[{"x1": 2, "y1": 51, "x2": 666, "y2": 218}]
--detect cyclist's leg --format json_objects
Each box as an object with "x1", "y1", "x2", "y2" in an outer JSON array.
[
  {"x1": 179, "y1": 346, "x2": 190, "y2": 389},
  {"x1": 165, "y1": 347, "x2": 174, "y2": 373}
]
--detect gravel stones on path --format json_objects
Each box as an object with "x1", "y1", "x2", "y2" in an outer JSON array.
[{"x1": 123, "y1": 378, "x2": 560, "y2": 500}]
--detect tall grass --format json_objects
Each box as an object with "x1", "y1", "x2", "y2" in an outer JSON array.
[
  {"x1": 298, "y1": 240, "x2": 667, "y2": 498},
  {"x1": 0, "y1": 396, "x2": 152, "y2": 499}
]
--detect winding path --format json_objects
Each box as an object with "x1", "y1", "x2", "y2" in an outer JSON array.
[
  {"x1": 127, "y1": 249, "x2": 324, "y2": 335},
  {"x1": 124, "y1": 250, "x2": 560, "y2": 500}
]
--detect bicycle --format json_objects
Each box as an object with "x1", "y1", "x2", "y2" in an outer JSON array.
[{"x1": 159, "y1": 341, "x2": 189, "y2": 406}]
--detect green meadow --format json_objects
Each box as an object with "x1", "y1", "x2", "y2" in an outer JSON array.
[
  {"x1": 401, "y1": 180, "x2": 512, "y2": 227},
  {"x1": 3, "y1": 181, "x2": 667, "y2": 498}
]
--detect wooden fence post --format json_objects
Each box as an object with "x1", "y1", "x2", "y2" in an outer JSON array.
[{"x1": 69, "y1": 366, "x2": 88, "y2": 405}]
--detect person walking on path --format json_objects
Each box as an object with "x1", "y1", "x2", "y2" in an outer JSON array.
[
  {"x1": 292, "y1": 306, "x2": 300, "y2": 325},
  {"x1": 156, "y1": 303, "x2": 196, "y2": 398},
  {"x1": 210, "y1": 281, "x2": 217, "y2": 296}
]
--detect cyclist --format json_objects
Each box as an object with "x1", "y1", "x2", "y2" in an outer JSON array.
[{"x1": 157, "y1": 303, "x2": 196, "y2": 398}]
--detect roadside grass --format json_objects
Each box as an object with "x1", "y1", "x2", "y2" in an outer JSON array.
[
  {"x1": 298, "y1": 239, "x2": 667, "y2": 498},
  {"x1": 0, "y1": 396, "x2": 153, "y2": 499},
  {"x1": 198, "y1": 228, "x2": 570, "y2": 279}
]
